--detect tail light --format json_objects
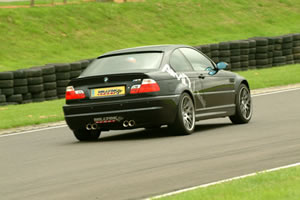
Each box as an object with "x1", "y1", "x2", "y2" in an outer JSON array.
[
  {"x1": 130, "y1": 79, "x2": 160, "y2": 94},
  {"x1": 66, "y1": 86, "x2": 86, "y2": 100}
]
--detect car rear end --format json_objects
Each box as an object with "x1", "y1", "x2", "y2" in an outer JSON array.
[{"x1": 63, "y1": 52, "x2": 179, "y2": 131}]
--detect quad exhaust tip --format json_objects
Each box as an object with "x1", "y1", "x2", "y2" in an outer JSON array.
[
  {"x1": 129, "y1": 120, "x2": 135, "y2": 127},
  {"x1": 123, "y1": 120, "x2": 135, "y2": 128},
  {"x1": 86, "y1": 123, "x2": 98, "y2": 130}
]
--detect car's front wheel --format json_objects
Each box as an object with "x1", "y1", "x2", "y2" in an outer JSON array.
[
  {"x1": 230, "y1": 84, "x2": 253, "y2": 124},
  {"x1": 170, "y1": 93, "x2": 195, "y2": 135},
  {"x1": 73, "y1": 129, "x2": 101, "y2": 141}
]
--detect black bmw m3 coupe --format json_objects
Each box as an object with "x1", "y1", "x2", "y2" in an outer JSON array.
[{"x1": 63, "y1": 45, "x2": 252, "y2": 141}]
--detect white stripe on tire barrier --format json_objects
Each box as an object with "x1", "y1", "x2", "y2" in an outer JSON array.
[{"x1": 146, "y1": 162, "x2": 300, "y2": 200}]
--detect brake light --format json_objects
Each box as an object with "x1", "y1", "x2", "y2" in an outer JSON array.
[
  {"x1": 130, "y1": 79, "x2": 160, "y2": 94},
  {"x1": 65, "y1": 86, "x2": 86, "y2": 100}
]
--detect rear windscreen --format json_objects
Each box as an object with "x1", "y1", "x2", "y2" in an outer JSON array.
[{"x1": 80, "y1": 52, "x2": 163, "y2": 77}]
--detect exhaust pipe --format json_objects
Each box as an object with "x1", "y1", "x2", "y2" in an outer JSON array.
[
  {"x1": 86, "y1": 123, "x2": 92, "y2": 130},
  {"x1": 129, "y1": 120, "x2": 135, "y2": 127},
  {"x1": 123, "y1": 120, "x2": 129, "y2": 127},
  {"x1": 91, "y1": 123, "x2": 98, "y2": 130}
]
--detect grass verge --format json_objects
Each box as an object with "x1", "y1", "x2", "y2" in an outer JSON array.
[
  {"x1": 1, "y1": 0, "x2": 300, "y2": 71},
  {"x1": 0, "y1": 64, "x2": 299, "y2": 130},
  {"x1": 157, "y1": 166, "x2": 300, "y2": 200}
]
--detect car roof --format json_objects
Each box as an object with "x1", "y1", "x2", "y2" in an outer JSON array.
[{"x1": 98, "y1": 44, "x2": 193, "y2": 58}]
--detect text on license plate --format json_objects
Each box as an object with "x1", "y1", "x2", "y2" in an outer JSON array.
[{"x1": 91, "y1": 86, "x2": 125, "y2": 97}]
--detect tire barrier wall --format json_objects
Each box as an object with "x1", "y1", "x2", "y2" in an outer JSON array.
[
  {"x1": 0, "y1": 33, "x2": 300, "y2": 106},
  {"x1": 195, "y1": 33, "x2": 300, "y2": 71},
  {"x1": 0, "y1": 59, "x2": 93, "y2": 106}
]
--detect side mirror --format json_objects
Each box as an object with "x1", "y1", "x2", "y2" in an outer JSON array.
[
  {"x1": 216, "y1": 62, "x2": 228, "y2": 70},
  {"x1": 205, "y1": 67, "x2": 217, "y2": 76}
]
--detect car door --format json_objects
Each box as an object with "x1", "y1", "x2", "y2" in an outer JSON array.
[
  {"x1": 179, "y1": 47, "x2": 235, "y2": 113},
  {"x1": 169, "y1": 49, "x2": 205, "y2": 110}
]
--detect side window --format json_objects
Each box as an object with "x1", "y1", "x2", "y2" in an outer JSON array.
[
  {"x1": 180, "y1": 48, "x2": 214, "y2": 71},
  {"x1": 170, "y1": 49, "x2": 193, "y2": 72}
]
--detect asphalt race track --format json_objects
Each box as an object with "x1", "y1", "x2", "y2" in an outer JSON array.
[{"x1": 1, "y1": 89, "x2": 300, "y2": 200}]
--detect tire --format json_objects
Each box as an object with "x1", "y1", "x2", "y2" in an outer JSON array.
[
  {"x1": 219, "y1": 42, "x2": 230, "y2": 50},
  {"x1": 73, "y1": 129, "x2": 101, "y2": 141},
  {"x1": 44, "y1": 82, "x2": 57, "y2": 90},
  {"x1": 6, "y1": 94, "x2": 22, "y2": 103},
  {"x1": 43, "y1": 74, "x2": 56, "y2": 82},
  {"x1": 229, "y1": 41, "x2": 240, "y2": 49},
  {"x1": 230, "y1": 48, "x2": 241, "y2": 55},
  {"x1": 45, "y1": 89, "x2": 57, "y2": 97},
  {"x1": 28, "y1": 84, "x2": 44, "y2": 93},
  {"x1": 56, "y1": 72, "x2": 70, "y2": 80},
  {"x1": 240, "y1": 41, "x2": 249, "y2": 48},
  {"x1": 70, "y1": 70, "x2": 82, "y2": 79},
  {"x1": 210, "y1": 43, "x2": 219, "y2": 50},
  {"x1": 80, "y1": 60, "x2": 90, "y2": 70},
  {"x1": 27, "y1": 68, "x2": 42, "y2": 77},
  {"x1": 28, "y1": 77, "x2": 43, "y2": 85},
  {"x1": 0, "y1": 80, "x2": 13, "y2": 88},
  {"x1": 14, "y1": 78, "x2": 28, "y2": 86},
  {"x1": 14, "y1": 86, "x2": 28, "y2": 94},
  {"x1": 240, "y1": 55, "x2": 249, "y2": 61},
  {"x1": 0, "y1": 95, "x2": 6, "y2": 103},
  {"x1": 219, "y1": 50, "x2": 230, "y2": 57},
  {"x1": 55, "y1": 63, "x2": 71, "y2": 72},
  {"x1": 2, "y1": 88, "x2": 14, "y2": 96},
  {"x1": 57, "y1": 80, "x2": 70, "y2": 87},
  {"x1": 293, "y1": 47, "x2": 300, "y2": 53},
  {"x1": 13, "y1": 70, "x2": 27, "y2": 78},
  {"x1": 230, "y1": 84, "x2": 252, "y2": 124},
  {"x1": 42, "y1": 65, "x2": 55, "y2": 75},
  {"x1": 256, "y1": 46, "x2": 268, "y2": 53},
  {"x1": 230, "y1": 56, "x2": 240, "y2": 63},
  {"x1": 70, "y1": 62, "x2": 82, "y2": 71},
  {"x1": 0, "y1": 72, "x2": 13, "y2": 80},
  {"x1": 240, "y1": 49, "x2": 249, "y2": 55},
  {"x1": 169, "y1": 93, "x2": 195, "y2": 135},
  {"x1": 210, "y1": 50, "x2": 219, "y2": 57},
  {"x1": 32, "y1": 92, "x2": 45, "y2": 99},
  {"x1": 22, "y1": 93, "x2": 32, "y2": 100}
]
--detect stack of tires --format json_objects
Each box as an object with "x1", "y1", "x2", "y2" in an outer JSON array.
[
  {"x1": 248, "y1": 40, "x2": 256, "y2": 69},
  {"x1": 229, "y1": 41, "x2": 241, "y2": 71},
  {"x1": 70, "y1": 62, "x2": 82, "y2": 80},
  {"x1": 282, "y1": 35, "x2": 294, "y2": 65},
  {"x1": 240, "y1": 40, "x2": 250, "y2": 71},
  {"x1": 13, "y1": 70, "x2": 28, "y2": 104},
  {"x1": 217, "y1": 42, "x2": 231, "y2": 69},
  {"x1": 80, "y1": 59, "x2": 90, "y2": 73},
  {"x1": 27, "y1": 67, "x2": 45, "y2": 102},
  {"x1": 55, "y1": 63, "x2": 71, "y2": 99},
  {"x1": 43, "y1": 65, "x2": 57, "y2": 101},
  {"x1": 0, "y1": 72, "x2": 14, "y2": 105},
  {"x1": 209, "y1": 43, "x2": 220, "y2": 65},
  {"x1": 253, "y1": 37, "x2": 269, "y2": 69},
  {"x1": 292, "y1": 33, "x2": 300, "y2": 63}
]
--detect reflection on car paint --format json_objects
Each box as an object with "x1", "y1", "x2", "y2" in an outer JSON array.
[{"x1": 162, "y1": 64, "x2": 191, "y2": 88}]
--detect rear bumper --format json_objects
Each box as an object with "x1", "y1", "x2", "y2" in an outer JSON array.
[{"x1": 63, "y1": 95, "x2": 180, "y2": 130}]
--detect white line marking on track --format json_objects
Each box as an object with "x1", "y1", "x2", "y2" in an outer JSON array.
[
  {"x1": 0, "y1": 125, "x2": 67, "y2": 138},
  {"x1": 147, "y1": 162, "x2": 300, "y2": 199},
  {"x1": 1, "y1": 86, "x2": 300, "y2": 138},
  {"x1": 252, "y1": 87, "x2": 300, "y2": 97}
]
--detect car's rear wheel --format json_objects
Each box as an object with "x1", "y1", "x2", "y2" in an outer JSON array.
[
  {"x1": 73, "y1": 129, "x2": 101, "y2": 141},
  {"x1": 170, "y1": 93, "x2": 195, "y2": 135},
  {"x1": 230, "y1": 84, "x2": 252, "y2": 124}
]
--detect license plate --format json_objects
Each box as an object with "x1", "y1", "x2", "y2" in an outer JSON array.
[{"x1": 90, "y1": 86, "x2": 125, "y2": 98}]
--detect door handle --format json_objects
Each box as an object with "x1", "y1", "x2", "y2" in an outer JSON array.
[{"x1": 198, "y1": 74, "x2": 205, "y2": 79}]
